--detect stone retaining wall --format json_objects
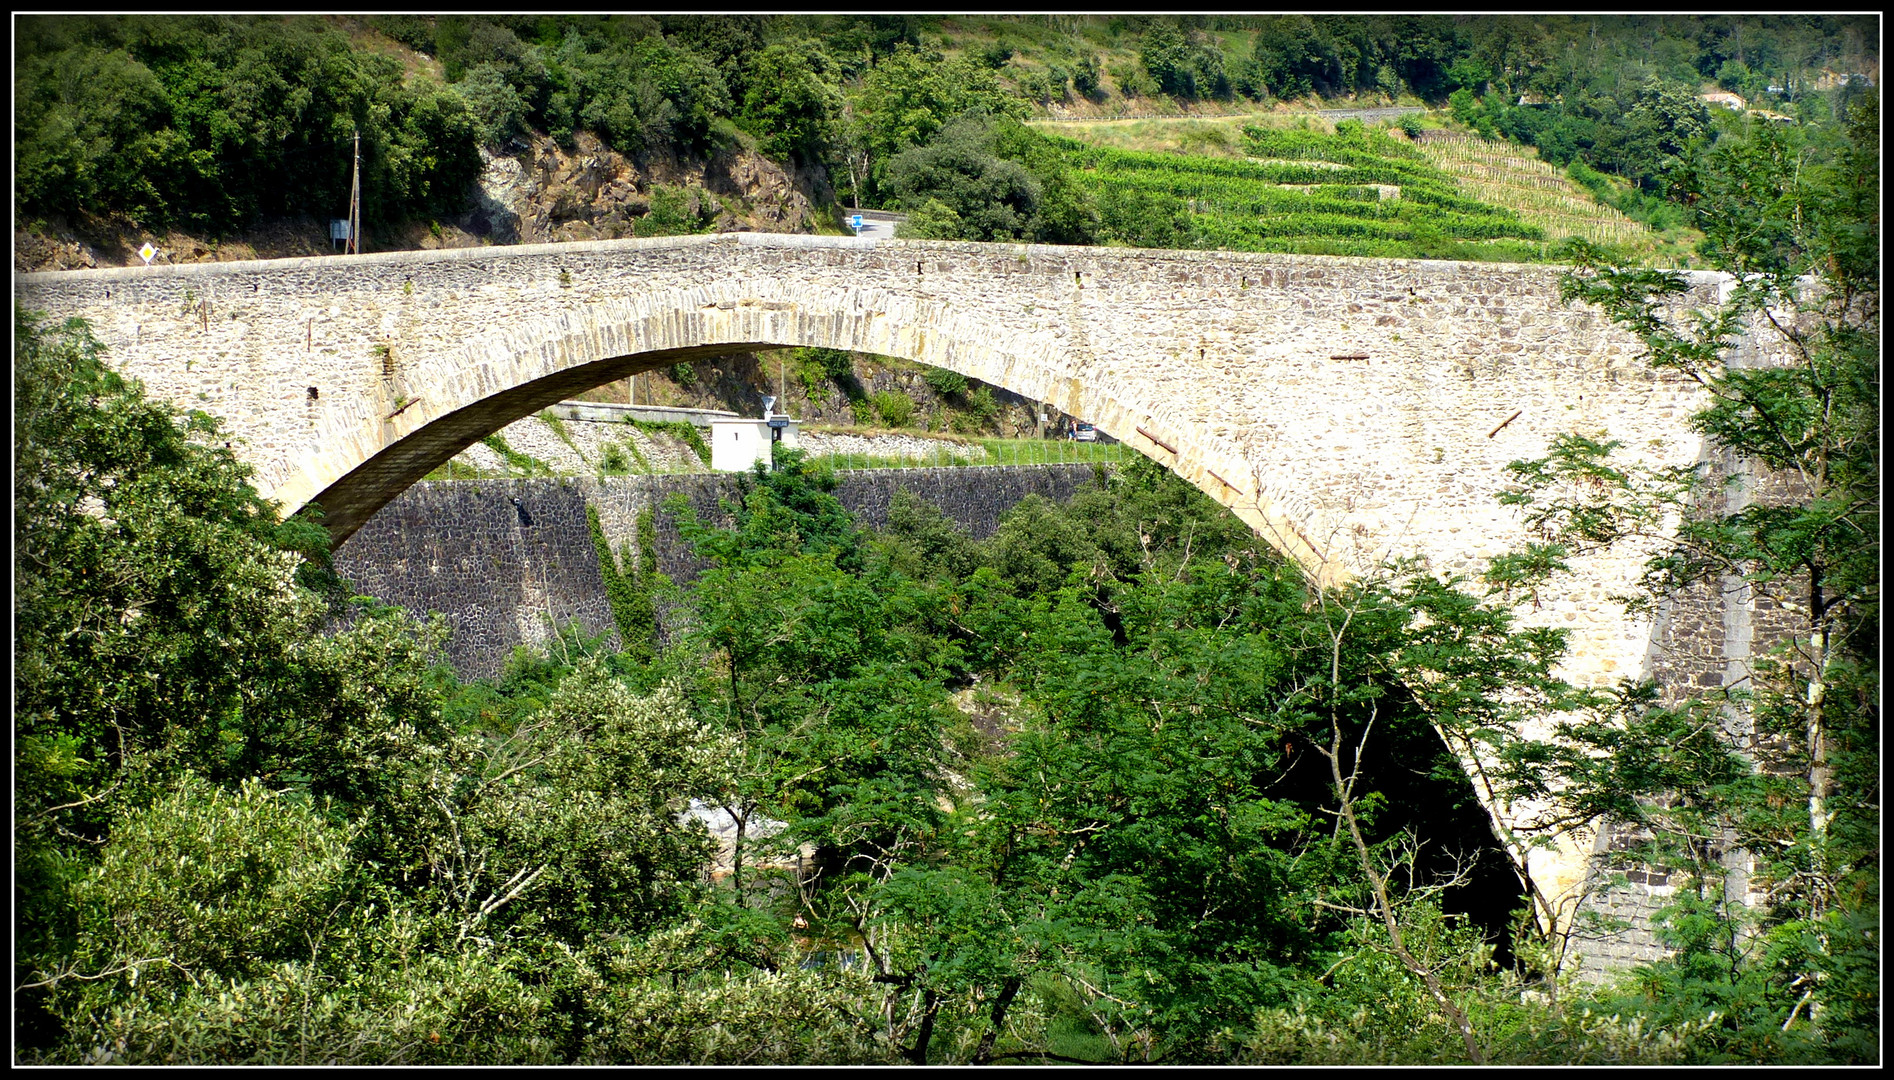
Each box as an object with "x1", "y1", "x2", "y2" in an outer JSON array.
[
  {"x1": 334, "y1": 463, "x2": 1103, "y2": 678},
  {"x1": 333, "y1": 477, "x2": 621, "y2": 678}
]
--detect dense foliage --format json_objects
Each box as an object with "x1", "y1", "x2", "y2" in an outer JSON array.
[
  {"x1": 15, "y1": 14, "x2": 1874, "y2": 256},
  {"x1": 5, "y1": 313, "x2": 1558, "y2": 1061},
  {"x1": 15, "y1": 15, "x2": 482, "y2": 234}
]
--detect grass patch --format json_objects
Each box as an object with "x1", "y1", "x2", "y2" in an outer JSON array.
[
  {"x1": 631, "y1": 419, "x2": 713, "y2": 467},
  {"x1": 599, "y1": 438, "x2": 648, "y2": 476},
  {"x1": 481, "y1": 433, "x2": 554, "y2": 476},
  {"x1": 974, "y1": 436, "x2": 1129, "y2": 468},
  {"x1": 538, "y1": 409, "x2": 576, "y2": 449},
  {"x1": 802, "y1": 429, "x2": 1129, "y2": 471}
]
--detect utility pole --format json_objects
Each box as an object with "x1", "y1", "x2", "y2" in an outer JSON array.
[{"x1": 347, "y1": 128, "x2": 362, "y2": 255}]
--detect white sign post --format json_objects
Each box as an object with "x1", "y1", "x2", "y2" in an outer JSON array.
[{"x1": 138, "y1": 242, "x2": 157, "y2": 266}]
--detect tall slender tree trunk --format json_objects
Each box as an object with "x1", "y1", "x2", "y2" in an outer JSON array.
[{"x1": 1804, "y1": 569, "x2": 1831, "y2": 914}]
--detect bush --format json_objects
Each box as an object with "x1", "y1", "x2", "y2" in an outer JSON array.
[
  {"x1": 481, "y1": 433, "x2": 552, "y2": 475},
  {"x1": 885, "y1": 117, "x2": 1043, "y2": 243},
  {"x1": 1109, "y1": 59, "x2": 1160, "y2": 99},
  {"x1": 797, "y1": 347, "x2": 854, "y2": 381},
  {"x1": 871, "y1": 390, "x2": 914, "y2": 427},
  {"x1": 1072, "y1": 54, "x2": 1101, "y2": 99},
  {"x1": 458, "y1": 62, "x2": 529, "y2": 147},
  {"x1": 64, "y1": 776, "x2": 357, "y2": 990},
  {"x1": 900, "y1": 198, "x2": 967, "y2": 240},
  {"x1": 635, "y1": 186, "x2": 713, "y2": 238},
  {"x1": 923, "y1": 366, "x2": 968, "y2": 398}
]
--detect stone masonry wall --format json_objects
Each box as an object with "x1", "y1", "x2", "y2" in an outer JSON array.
[
  {"x1": 1565, "y1": 320, "x2": 1813, "y2": 975},
  {"x1": 333, "y1": 477, "x2": 621, "y2": 679}
]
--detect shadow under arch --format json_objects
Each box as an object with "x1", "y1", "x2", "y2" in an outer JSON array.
[{"x1": 287, "y1": 280, "x2": 1332, "y2": 581}]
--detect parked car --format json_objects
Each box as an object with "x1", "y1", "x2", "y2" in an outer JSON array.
[{"x1": 1071, "y1": 423, "x2": 1097, "y2": 442}]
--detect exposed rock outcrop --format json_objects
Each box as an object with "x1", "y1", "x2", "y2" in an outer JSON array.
[{"x1": 457, "y1": 131, "x2": 825, "y2": 245}]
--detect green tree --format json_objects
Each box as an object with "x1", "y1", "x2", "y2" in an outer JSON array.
[
  {"x1": 1139, "y1": 20, "x2": 1193, "y2": 97},
  {"x1": 459, "y1": 62, "x2": 530, "y2": 147},
  {"x1": 1612, "y1": 77, "x2": 1715, "y2": 194},
  {"x1": 738, "y1": 40, "x2": 843, "y2": 165},
  {"x1": 1497, "y1": 93, "x2": 1878, "y2": 1061},
  {"x1": 675, "y1": 452, "x2": 959, "y2": 903},
  {"x1": 884, "y1": 117, "x2": 1041, "y2": 242},
  {"x1": 843, "y1": 44, "x2": 1027, "y2": 204},
  {"x1": 14, "y1": 310, "x2": 349, "y2": 861}
]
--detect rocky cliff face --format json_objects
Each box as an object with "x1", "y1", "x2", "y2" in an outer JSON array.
[
  {"x1": 460, "y1": 130, "x2": 830, "y2": 246},
  {"x1": 14, "y1": 132, "x2": 833, "y2": 271}
]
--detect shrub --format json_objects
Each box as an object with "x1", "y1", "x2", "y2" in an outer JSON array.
[
  {"x1": 600, "y1": 443, "x2": 632, "y2": 475},
  {"x1": 633, "y1": 420, "x2": 712, "y2": 466},
  {"x1": 797, "y1": 347, "x2": 854, "y2": 381},
  {"x1": 1072, "y1": 54, "x2": 1101, "y2": 99},
  {"x1": 923, "y1": 366, "x2": 968, "y2": 398},
  {"x1": 481, "y1": 433, "x2": 552, "y2": 475},
  {"x1": 871, "y1": 390, "x2": 914, "y2": 428}
]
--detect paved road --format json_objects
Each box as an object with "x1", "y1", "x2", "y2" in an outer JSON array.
[{"x1": 844, "y1": 208, "x2": 906, "y2": 239}]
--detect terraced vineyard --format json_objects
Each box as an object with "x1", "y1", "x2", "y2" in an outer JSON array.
[
  {"x1": 1040, "y1": 116, "x2": 1685, "y2": 266},
  {"x1": 1410, "y1": 129, "x2": 1698, "y2": 266},
  {"x1": 1050, "y1": 121, "x2": 1561, "y2": 262}
]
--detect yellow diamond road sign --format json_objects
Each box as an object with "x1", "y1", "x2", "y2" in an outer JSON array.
[{"x1": 138, "y1": 242, "x2": 157, "y2": 265}]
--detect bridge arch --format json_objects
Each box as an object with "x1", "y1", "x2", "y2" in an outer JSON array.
[
  {"x1": 18, "y1": 235, "x2": 1750, "y2": 967},
  {"x1": 291, "y1": 275, "x2": 1331, "y2": 577}
]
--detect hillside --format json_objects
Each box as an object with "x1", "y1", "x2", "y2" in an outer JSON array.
[
  {"x1": 15, "y1": 15, "x2": 1871, "y2": 272},
  {"x1": 1030, "y1": 112, "x2": 1695, "y2": 265}
]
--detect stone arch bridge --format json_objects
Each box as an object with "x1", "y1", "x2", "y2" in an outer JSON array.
[{"x1": 17, "y1": 233, "x2": 1737, "y2": 957}]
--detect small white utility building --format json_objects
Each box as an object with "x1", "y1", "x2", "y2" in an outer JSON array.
[{"x1": 710, "y1": 395, "x2": 799, "y2": 472}]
